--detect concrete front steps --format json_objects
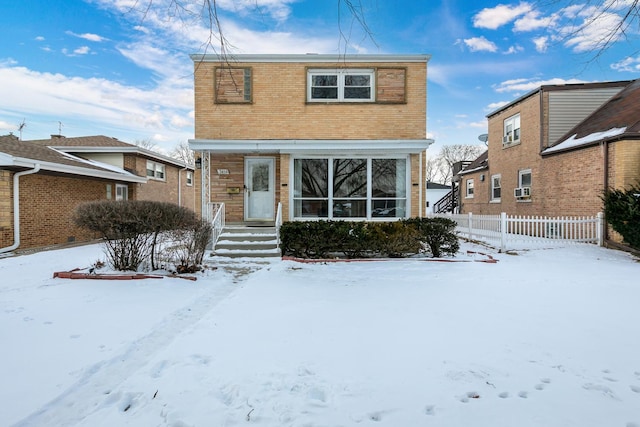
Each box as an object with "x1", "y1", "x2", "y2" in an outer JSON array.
[{"x1": 212, "y1": 225, "x2": 281, "y2": 259}]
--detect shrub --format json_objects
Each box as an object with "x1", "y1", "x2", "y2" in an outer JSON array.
[
  {"x1": 404, "y1": 217, "x2": 460, "y2": 258},
  {"x1": 368, "y1": 221, "x2": 421, "y2": 257},
  {"x1": 167, "y1": 221, "x2": 212, "y2": 273},
  {"x1": 603, "y1": 184, "x2": 640, "y2": 250},
  {"x1": 280, "y1": 218, "x2": 459, "y2": 259},
  {"x1": 74, "y1": 200, "x2": 201, "y2": 271}
]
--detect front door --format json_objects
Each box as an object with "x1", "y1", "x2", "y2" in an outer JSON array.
[{"x1": 245, "y1": 157, "x2": 275, "y2": 221}]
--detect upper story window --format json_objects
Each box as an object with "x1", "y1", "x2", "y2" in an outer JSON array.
[
  {"x1": 186, "y1": 171, "x2": 193, "y2": 186},
  {"x1": 146, "y1": 160, "x2": 166, "y2": 181},
  {"x1": 215, "y1": 67, "x2": 252, "y2": 103},
  {"x1": 491, "y1": 174, "x2": 501, "y2": 201},
  {"x1": 307, "y1": 69, "x2": 375, "y2": 102},
  {"x1": 503, "y1": 113, "x2": 521, "y2": 146},
  {"x1": 466, "y1": 178, "x2": 474, "y2": 198}
]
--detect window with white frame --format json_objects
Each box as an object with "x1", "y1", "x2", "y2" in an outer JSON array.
[
  {"x1": 466, "y1": 178, "x2": 474, "y2": 198},
  {"x1": 491, "y1": 174, "x2": 501, "y2": 201},
  {"x1": 292, "y1": 156, "x2": 408, "y2": 219},
  {"x1": 115, "y1": 184, "x2": 128, "y2": 201},
  {"x1": 519, "y1": 169, "x2": 532, "y2": 188},
  {"x1": 186, "y1": 170, "x2": 193, "y2": 186},
  {"x1": 503, "y1": 113, "x2": 521, "y2": 146},
  {"x1": 307, "y1": 69, "x2": 374, "y2": 102},
  {"x1": 146, "y1": 160, "x2": 165, "y2": 180}
]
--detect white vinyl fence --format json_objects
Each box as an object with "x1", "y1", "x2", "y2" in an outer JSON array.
[{"x1": 432, "y1": 212, "x2": 604, "y2": 251}]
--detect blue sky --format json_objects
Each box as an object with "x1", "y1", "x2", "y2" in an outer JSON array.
[{"x1": 1, "y1": 0, "x2": 639, "y2": 154}]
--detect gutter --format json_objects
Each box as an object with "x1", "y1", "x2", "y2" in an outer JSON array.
[{"x1": 0, "y1": 163, "x2": 41, "y2": 254}]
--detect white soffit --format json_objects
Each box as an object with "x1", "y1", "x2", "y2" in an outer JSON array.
[{"x1": 188, "y1": 139, "x2": 434, "y2": 154}]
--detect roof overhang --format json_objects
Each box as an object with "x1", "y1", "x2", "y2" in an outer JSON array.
[
  {"x1": 48, "y1": 145, "x2": 193, "y2": 170},
  {"x1": 0, "y1": 154, "x2": 147, "y2": 183},
  {"x1": 188, "y1": 139, "x2": 435, "y2": 155},
  {"x1": 190, "y1": 53, "x2": 431, "y2": 63}
]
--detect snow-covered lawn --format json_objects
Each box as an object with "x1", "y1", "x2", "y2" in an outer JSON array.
[{"x1": 1, "y1": 241, "x2": 639, "y2": 426}]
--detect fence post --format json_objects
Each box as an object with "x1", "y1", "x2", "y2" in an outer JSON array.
[
  {"x1": 500, "y1": 212, "x2": 507, "y2": 252},
  {"x1": 596, "y1": 212, "x2": 604, "y2": 246},
  {"x1": 468, "y1": 212, "x2": 473, "y2": 240}
]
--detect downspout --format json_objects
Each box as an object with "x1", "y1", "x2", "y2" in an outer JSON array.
[
  {"x1": 603, "y1": 139, "x2": 610, "y2": 242},
  {"x1": 0, "y1": 164, "x2": 41, "y2": 254}
]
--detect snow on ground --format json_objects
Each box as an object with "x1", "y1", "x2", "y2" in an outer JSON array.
[{"x1": 1, "y1": 241, "x2": 640, "y2": 426}]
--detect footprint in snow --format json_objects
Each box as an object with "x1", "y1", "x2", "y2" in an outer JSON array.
[
  {"x1": 630, "y1": 385, "x2": 640, "y2": 394},
  {"x1": 425, "y1": 405, "x2": 436, "y2": 415},
  {"x1": 498, "y1": 392, "x2": 510, "y2": 399},
  {"x1": 518, "y1": 391, "x2": 528, "y2": 399}
]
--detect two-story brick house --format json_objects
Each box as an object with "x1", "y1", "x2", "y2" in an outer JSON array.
[
  {"x1": 188, "y1": 54, "x2": 433, "y2": 224},
  {"x1": 458, "y1": 79, "x2": 640, "y2": 219}
]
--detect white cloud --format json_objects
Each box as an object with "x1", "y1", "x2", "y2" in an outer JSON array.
[
  {"x1": 0, "y1": 120, "x2": 16, "y2": 132},
  {"x1": 66, "y1": 31, "x2": 108, "y2": 42},
  {"x1": 611, "y1": 56, "x2": 640, "y2": 72},
  {"x1": 35, "y1": 36, "x2": 45, "y2": 42},
  {"x1": 0, "y1": 64, "x2": 193, "y2": 147},
  {"x1": 514, "y1": 11, "x2": 559, "y2": 32},
  {"x1": 533, "y1": 36, "x2": 549, "y2": 53},
  {"x1": 215, "y1": 0, "x2": 296, "y2": 22},
  {"x1": 561, "y1": 11, "x2": 624, "y2": 53},
  {"x1": 74, "y1": 46, "x2": 91, "y2": 55},
  {"x1": 487, "y1": 101, "x2": 510, "y2": 110},
  {"x1": 473, "y1": 2, "x2": 533, "y2": 30},
  {"x1": 494, "y1": 77, "x2": 589, "y2": 93},
  {"x1": 463, "y1": 36, "x2": 498, "y2": 52},
  {"x1": 503, "y1": 45, "x2": 524, "y2": 55}
]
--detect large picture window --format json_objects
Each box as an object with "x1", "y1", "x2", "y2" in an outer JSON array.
[
  {"x1": 308, "y1": 69, "x2": 374, "y2": 102},
  {"x1": 293, "y1": 157, "x2": 408, "y2": 219}
]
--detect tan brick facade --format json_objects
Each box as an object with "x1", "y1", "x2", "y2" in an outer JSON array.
[
  {"x1": 192, "y1": 55, "x2": 430, "y2": 223},
  {"x1": 195, "y1": 61, "x2": 427, "y2": 140}
]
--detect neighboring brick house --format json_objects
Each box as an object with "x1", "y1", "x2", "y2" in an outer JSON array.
[
  {"x1": 0, "y1": 135, "x2": 146, "y2": 251},
  {"x1": 188, "y1": 54, "x2": 433, "y2": 224},
  {"x1": 28, "y1": 135, "x2": 196, "y2": 210},
  {"x1": 457, "y1": 79, "x2": 640, "y2": 220},
  {"x1": 1, "y1": 134, "x2": 196, "y2": 252}
]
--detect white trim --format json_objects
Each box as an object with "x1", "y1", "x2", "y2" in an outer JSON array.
[
  {"x1": 0, "y1": 154, "x2": 147, "y2": 183},
  {"x1": 307, "y1": 68, "x2": 375, "y2": 102},
  {"x1": 190, "y1": 53, "x2": 431, "y2": 63},
  {"x1": 288, "y1": 154, "x2": 411, "y2": 221},
  {"x1": 47, "y1": 145, "x2": 193, "y2": 170},
  {"x1": 189, "y1": 139, "x2": 434, "y2": 154}
]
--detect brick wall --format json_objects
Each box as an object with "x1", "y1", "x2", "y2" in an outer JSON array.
[
  {"x1": 194, "y1": 61, "x2": 427, "y2": 140},
  {"x1": 1, "y1": 173, "x2": 110, "y2": 249},
  {"x1": 128, "y1": 155, "x2": 196, "y2": 212}
]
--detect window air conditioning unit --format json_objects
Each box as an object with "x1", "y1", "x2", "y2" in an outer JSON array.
[{"x1": 514, "y1": 187, "x2": 531, "y2": 198}]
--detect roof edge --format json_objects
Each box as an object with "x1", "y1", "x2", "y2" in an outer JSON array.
[{"x1": 190, "y1": 53, "x2": 431, "y2": 63}]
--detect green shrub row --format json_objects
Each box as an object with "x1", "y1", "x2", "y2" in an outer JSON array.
[
  {"x1": 603, "y1": 184, "x2": 640, "y2": 250},
  {"x1": 280, "y1": 217, "x2": 459, "y2": 259}
]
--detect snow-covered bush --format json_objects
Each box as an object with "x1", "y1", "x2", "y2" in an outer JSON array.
[{"x1": 73, "y1": 201, "x2": 201, "y2": 271}]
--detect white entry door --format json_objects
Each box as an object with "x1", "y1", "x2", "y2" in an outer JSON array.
[{"x1": 245, "y1": 157, "x2": 275, "y2": 221}]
